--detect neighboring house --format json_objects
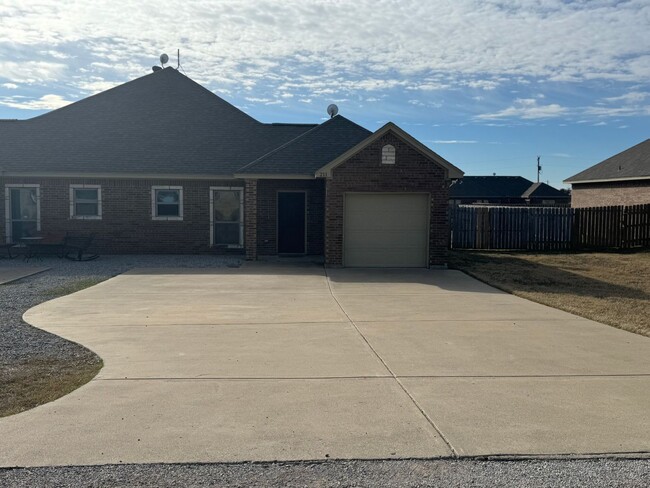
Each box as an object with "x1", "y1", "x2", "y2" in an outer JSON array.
[
  {"x1": 564, "y1": 139, "x2": 650, "y2": 208},
  {"x1": 0, "y1": 67, "x2": 463, "y2": 267},
  {"x1": 449, "y1": 176, "x2": 570, "y2": 206}
]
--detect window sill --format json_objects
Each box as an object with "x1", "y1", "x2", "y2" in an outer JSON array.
[
  {"x1": 71, "y1": 216, "x2": 102, "y2": 220},
  {"x1": 152, "y1": 217, "x2": 184, "y2": 221}
]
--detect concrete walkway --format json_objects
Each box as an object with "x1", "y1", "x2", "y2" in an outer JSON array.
[
  {"x1": 0, "y1": 266, "x2": 49, "y2": 285},
  {"x1": 0, "y1": 264, "x2": 649, "y2": 466}
]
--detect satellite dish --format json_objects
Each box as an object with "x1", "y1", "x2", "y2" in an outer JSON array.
[
  {"x1": 152, "y1": 65, "x2": 163, "y2": 72},
  {"x1": 160, "y1": 53, "x2": 169, "y2": 66},
  {"x1": 327, "y1": 104, "x2": 339, "y2": 118}
]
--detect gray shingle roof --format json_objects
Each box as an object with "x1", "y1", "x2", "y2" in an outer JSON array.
[
  {"x1": 450, "y1": 176, "x2": 567, "y2": 199},
  {"x1": 521, "y1": 182, "x2": 568, "y2": 199},
  {"x1": 565, "y1": 139, "x2": 650, "y2": 183},
  {"x1": 236, "y1": 115, "x2": 372, "y2": 176},
  {"x1": 0, "y1": 68, "x2": 316, "y2": 176},
  {"x1": 450, "y1": 176, "x2": 533, "y2": 198}
]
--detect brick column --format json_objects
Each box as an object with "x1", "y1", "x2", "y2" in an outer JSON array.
[{"x1": 244, "y1": 179, "x2": 258, "y2": 261}]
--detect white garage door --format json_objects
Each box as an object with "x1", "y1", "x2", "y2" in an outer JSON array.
[{"x1": 344, "y1": 193, "x2": 429, "y2": 267}]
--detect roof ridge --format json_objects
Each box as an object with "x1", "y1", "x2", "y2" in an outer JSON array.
[
  {"x1": 235, "y1": 115, "x2": 347, "y2": 172},
  {"x1": 23, "y1": 68, "x2": 261, "y2": 125}
]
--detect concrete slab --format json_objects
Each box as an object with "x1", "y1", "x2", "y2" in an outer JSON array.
[
  {"x1": 25, "y1": 292, "x2": 348, "y2": 326},
  {"x1": 334, "y1": 293, "x2": 577, "y2": 322},
  {"x1": 357, "y1": 319, "x2": 650, "y2": 376},
  {"x1": 117, "y1": 266, "x2": 331, "y2": 294},
  {"x1": 327, "y1": 268, "x2": 503, "y2": 295},
  {"x1": 0, "y1": 378, "x2": 450, "y2": 467},
  {"x1": 48, "y1": 322, "x2": 388, "y2": 379},
  {"x1": 402, "y1": 376, "x2": 650, "y2": 456},
  {"x1": 4, "y1": 265, "x2": 649, "y2": 466},
  {"x1": 0, "y1": 266, "x2": 49, "y2": 285}
]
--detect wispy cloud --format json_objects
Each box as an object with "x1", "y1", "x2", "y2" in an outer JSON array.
[
  {"x1": 476, "y1": 99, "x2": 568, "y2": 120},
  {"x1": 432, "y1": 140, "x2": 478, "y2": 144},
  {"x1": 0, "y1": 94, "x2": 73, "y2": 110}
]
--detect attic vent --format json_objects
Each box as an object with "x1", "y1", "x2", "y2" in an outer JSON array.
[{"x1": 381, "y1": 144, "x2": 396, "y2": 165}]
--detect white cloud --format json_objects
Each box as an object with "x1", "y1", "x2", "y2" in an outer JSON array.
[
  {"x1": 477, "y1": 99, "x2": 568, "y2": 120},
  {"x1": 432, "y1": 140, "x2": 478, "y2": 144},
  {"x1": 0, "y1": 0, "x2": 649, "y2": 121},
  {"x1": 0, "y1": 94, "x2": 73, "y2": 110},
  {"x1": 2, "y1": 83, "x2": 19, "y2": 89}
]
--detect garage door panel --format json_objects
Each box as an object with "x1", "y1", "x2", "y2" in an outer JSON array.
[
  {"x1": 344, "y1": 193, "x2": 429, "y2": 268},
  {"x1": 345, "y1": 230, "x2": 428, "y2": 249}
]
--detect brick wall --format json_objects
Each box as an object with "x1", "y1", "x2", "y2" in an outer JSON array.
[
  {"x1": 571, "y1": 180, "x2": 650, "y2": 208},
  {"x1": 0, "y1": 176, "x2": 246, "y2": 254},
  {"x1": 324, "y1": 131, "x2": 451, "y2": 267},
  {"x1": 256, "y1": 179, "x2": 325, "y2": 256}
]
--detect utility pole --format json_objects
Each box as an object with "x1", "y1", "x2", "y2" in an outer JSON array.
[{"x1": 537, "y1": 156, "x2": 542, "y2": 183}]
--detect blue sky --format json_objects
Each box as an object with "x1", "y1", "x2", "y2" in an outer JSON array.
[{"x1": 1, "y1": 0, "x2": 649, "y2": 188}]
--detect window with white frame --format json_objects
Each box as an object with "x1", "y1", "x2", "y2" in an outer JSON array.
[
  {"x1": 5, "y1": 184, "x2": 41, "y2": 243},
  {"x1": 70, "y1": 185, "x2": 101, "y2": 219},
  {"x1": 381, "y1": 144, "x2": 396, "y2": 164},
  {"x1": 152, "y1": 186, "x2": 183, "y2": 220},
  {"x1": 210, "y1": 187, "x2": 243, "y2": 247}
]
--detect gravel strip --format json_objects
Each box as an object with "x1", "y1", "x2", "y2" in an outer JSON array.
[
  {"x1": 0, "y1": 458, "x2": 648, "y2": 487},
  {"x1": 0, "y1": 255, "x2": 241, "y2": 365}
]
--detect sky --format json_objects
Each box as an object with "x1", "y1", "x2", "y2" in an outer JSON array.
[{"x1": 1, "y1": 0, "x2": 649, "y2": 188}]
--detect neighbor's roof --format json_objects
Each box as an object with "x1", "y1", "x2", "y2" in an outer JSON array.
[
  {"x1": 0, "y1": 68, "x2": 315, "y2": 177},
  {"x1": 450, "y1": 176, "x2": 567, "y2": 199},
  {"x1": 565, "y1": 139, "x2": 650, "y2": 184},
  {"x1": 235, "y1": 115, "x2": 372, "y2": 177}
]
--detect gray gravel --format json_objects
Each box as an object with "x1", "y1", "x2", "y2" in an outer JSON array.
[
  {"x1": 0, "y1": 458, "x2": 648, "y2": 487},
  {"x1": 2, "y1": 256, "x2": 648, "y2": 486},
  {"x1": 0, "y1": 255, "x2": 241, "y2": 365}
]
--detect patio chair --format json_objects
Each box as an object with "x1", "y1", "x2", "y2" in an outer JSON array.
[{"x1": 62, "y1": 232, "x2": 99, "y2": 261}]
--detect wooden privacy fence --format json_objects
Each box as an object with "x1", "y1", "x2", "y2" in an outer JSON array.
[{"x1": 450, "y1": 204, "x2": 650, "y2": 251}]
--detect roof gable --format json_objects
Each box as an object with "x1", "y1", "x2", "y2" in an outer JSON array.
[
  {"x1": 315, "y1": 123, "x2": 464, "y2": 179},
  {"x1": 565, "y1": 139, "x2": 650, "y2": 184}
]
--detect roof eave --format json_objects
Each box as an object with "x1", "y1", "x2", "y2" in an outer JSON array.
[
  {"x1": 232, "y1": 173, "x2": 316, "y2": 180},
  {"x1": 564, "y1": 175, "x2": 650, "y2": 185}
]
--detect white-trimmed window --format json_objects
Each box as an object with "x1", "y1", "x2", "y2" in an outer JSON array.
[
  {"x1": 70, "y1": 185, "x2": 101, "y2": 219},
  {"x1": 210, "y1": 187, "x2": 244, "y2": 247},
  {"x1": 5, "y1": 184, "x2": 41, "y2": 243},
  {"x1": 152, "y1": 186, "x2": 183, "y2": 220},
  {"x1": 381, "y1": 144, "x2": 396, "y2": 165}
]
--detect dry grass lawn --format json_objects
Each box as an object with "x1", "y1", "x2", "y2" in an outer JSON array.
[
  {"x1": 449, "y1": 249, "x2": 650, "y2": 337},
  {"x1": 0, "y1": 358, "x2": 102, "y2": 418}
]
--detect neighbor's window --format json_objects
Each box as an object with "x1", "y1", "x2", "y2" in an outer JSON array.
[
  {"x1": 70, "y1": 185, "x2": 101, "y2": 219},
  {"x1": 212, "y1": 188, "x2": 243, "y2": 247},
  {"x1": 152, "y1": 186, "x2": 183, "y2": 220},
  {"x1": 381, "y1": 144, "x2": 396, "y2": 164}
]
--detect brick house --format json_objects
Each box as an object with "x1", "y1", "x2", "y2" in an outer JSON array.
[
  {"x1": 565, "y1": 139, "x2": 650, "y2": 208},
  {"x1": 0, "y1": 68, "x2": 463, "y2": 267}
]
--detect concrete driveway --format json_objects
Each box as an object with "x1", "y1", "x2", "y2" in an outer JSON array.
[{"x1": 1, "y1": 264, "x2": 649, "y2": 467}]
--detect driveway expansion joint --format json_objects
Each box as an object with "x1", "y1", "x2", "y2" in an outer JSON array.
[{"x1": 324, "y1": 269, "x2": 459, "y2": 458}]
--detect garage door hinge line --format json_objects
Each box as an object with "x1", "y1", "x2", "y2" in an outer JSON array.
[{"x1": 324, "y1": 269, "x2": 458, "y2": 458}]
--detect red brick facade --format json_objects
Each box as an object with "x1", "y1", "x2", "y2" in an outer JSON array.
[
  {"x1": 324, "y1": 131, "x2": 450, "y2": 267},
  {"x1": 1, "y1": 176, "x2": 244, "y2": 254},
  {"x1": 571, "y1": 180, "x2": 650, "y2": 208}
]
